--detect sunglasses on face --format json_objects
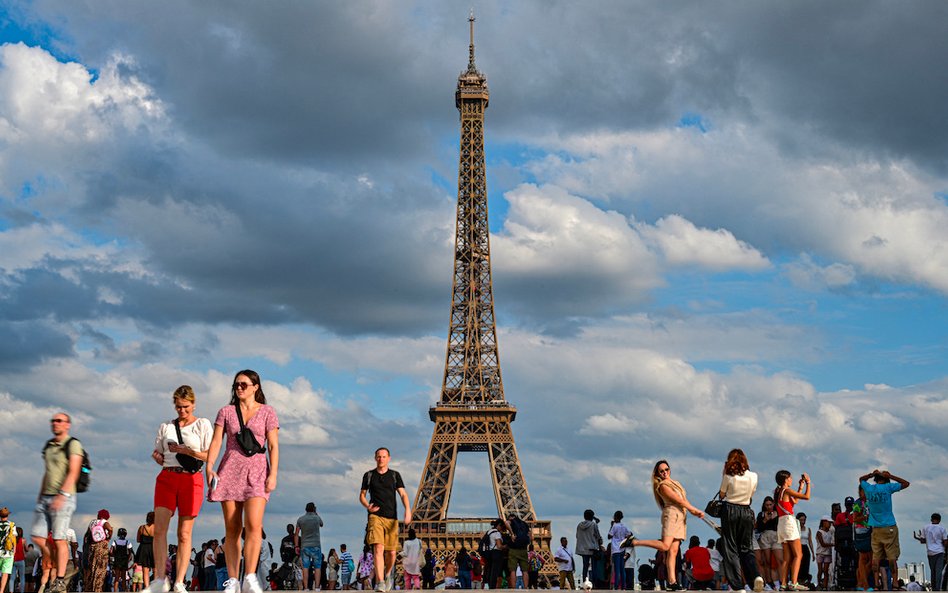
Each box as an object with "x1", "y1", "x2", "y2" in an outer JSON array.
[{"x1": 234, "y1": 382, "x2": 254, "y2": 390}]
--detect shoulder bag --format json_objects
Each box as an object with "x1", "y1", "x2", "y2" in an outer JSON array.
[
  {"x1": 234, "y1": 404, "x2": 266, "y2": 456},
  {"x1": 173, "y1": 419, "x2": 205, "y2": 473},
  {"x1": 705, "y1": 492, "x2": 725, "y2": 519}
]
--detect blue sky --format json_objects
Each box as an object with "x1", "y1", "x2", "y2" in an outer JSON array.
[{"x1": 1, "y1": 0, "x2": 947, "y2": 572}]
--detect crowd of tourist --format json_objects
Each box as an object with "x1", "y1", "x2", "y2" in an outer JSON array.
[{"x1": 1, "y1": 375, "x2": 944, "y2": 593}]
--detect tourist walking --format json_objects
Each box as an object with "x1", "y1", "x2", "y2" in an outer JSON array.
[
  {"x1": 207, "y1": 369, "x2": 281, "y2": 593},
  {"x1": 83, "y1": 509, "x2": 113, "y2": 591},
  {"x1": 359, "y1": 447, "x2": 412, "y2": 592},
  {"x1": 716, "y1": 448, "x2": 761, "y2": 592},
  {"x1": 627, "y1": 460, "x2": 704, "y2": 591},
  {"x1": 773, "y1": 470, "x2": 811, "y2": 590},
  {"x1": 575, "y1": 510, "x2": 603, "y2": 583},
  {"x1": 30, "y1": 412, "x2": 84, "y2": 593},
  {"x1": 143, "y1": 385, "x2": 212, "y2": 593}
]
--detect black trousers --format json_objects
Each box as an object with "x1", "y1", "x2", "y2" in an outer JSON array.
[{"x1": 720, "y1": 502, "x2": 759, "y2": 588}]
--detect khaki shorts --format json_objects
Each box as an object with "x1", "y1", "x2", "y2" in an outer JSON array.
[
  {"x1": 871, "y1": 525, "x2": 900, "y2": 562},
  {"x1": 366, "y1": 514, "x2": 399, "y2": 551},
  {"x1": 508, "y1": 548, "x2": 529, "y2": 574},
  {"x1": 759, "y1": 530, "x2": 780, "y2": 550}
]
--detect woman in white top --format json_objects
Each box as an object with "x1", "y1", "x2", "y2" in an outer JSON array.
[
  {"x1": 145, "y1": 386, "x2": 213, "y2": 593},
  {"x1": 717, "y1": 448, "x2": 762, "y2": 591}
]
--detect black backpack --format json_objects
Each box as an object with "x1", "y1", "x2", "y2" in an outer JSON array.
[
  {"x1": 478, "y1": 529, "x2": 495, "y2": 555},
  {"x1": 44, "y1": 437, "x2": 92, "y2": 493},
  {"x1": 112, "y1": 540, "x2": 131, "y2": 568},
  {"x1": 509, "y1": 517, "x2": 531, "y2": 549}
]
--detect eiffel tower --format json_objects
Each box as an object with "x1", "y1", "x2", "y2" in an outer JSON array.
[{"x1": 405, "y1": 13, "x2": 553, "y2": 580}]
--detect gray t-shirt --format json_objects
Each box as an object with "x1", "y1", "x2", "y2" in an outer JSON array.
[{"x1": 296, "y1": 512, "x2": 324, "y2": 548}]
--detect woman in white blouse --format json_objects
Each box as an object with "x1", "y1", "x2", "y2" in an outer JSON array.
[
  {"x1": 145, "y1": 385, "x2": 213, "y2": 593},
  {"x1": 718, "y1": 448, "x2": 763, "y2": 592}
]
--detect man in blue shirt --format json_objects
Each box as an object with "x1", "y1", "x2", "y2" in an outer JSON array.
[{"x1": 859, "y1": 469, "x2": 910, "y2": 590}]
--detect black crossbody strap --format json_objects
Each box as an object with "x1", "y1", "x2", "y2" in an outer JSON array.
[
  {"x1": 235, "y1": 403, "x2": 246, "y2": 429},
  {"x1": 173, "y1": 419, "x2": 185, "y2": 444}
]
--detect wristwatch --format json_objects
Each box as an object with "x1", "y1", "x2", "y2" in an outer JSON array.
[{"x1": 58, "y1": 490, "x2": 72, "y2": 498}]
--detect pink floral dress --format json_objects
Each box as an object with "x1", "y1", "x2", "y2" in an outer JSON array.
[{"x1": 209, "y1": 404, "x2": 279, "y2": 502}]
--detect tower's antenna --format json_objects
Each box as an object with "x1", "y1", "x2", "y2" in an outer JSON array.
[{"x1": 468, "y1": 8, "x2": 476, "y2": 72}]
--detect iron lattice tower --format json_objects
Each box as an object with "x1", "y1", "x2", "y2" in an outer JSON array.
[{"x1": 405, "y1": 13, "x2": 553, "y2": 580}]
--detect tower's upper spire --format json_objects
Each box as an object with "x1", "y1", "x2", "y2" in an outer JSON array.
[{"x1": 467, "y1": 9, "x2": 477, "y2": 73}]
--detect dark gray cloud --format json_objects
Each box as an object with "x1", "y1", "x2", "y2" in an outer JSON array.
[{"x1": 0, "y1": 319, "x2": 73, "y2": 370}]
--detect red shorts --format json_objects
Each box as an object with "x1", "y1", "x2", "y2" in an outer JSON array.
[{"x1": 154, "y1": 468, "x2": 204, "y2": 517}]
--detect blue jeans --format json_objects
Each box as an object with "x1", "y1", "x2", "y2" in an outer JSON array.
[
  {"x1": 13, "y1": 560, "x2": 26, "y2": 592},
  {"x1": 459, "y1": 569, "x2": 472, "y2": 589},
  {"x1": 612, "y1": 553, "x2": 625, "y2": 589}
]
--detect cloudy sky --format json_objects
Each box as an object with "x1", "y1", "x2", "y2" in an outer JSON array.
[{"x1": 1, "y1": 0, "x2": 946, "y2": 567}]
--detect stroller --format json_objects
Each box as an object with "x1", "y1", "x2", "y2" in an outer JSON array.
[
  {"x1": 638, "y1": 563, "x2": 657, "y2": 591},
  {"x1": 275, "y1": 561, "x2": 298, "y2": 591},
  {"x1": 834, "y1": 523, "x2": 857, "y2": 590}
]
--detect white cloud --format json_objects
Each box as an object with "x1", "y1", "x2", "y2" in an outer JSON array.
[
  {"x1": 580, "y1": 412, "x2": 639, "y2": 435},
  {"x1": 784, "y1": 253, "x2": 857, "y2": 290},
  {"x1": 520, "y1": 125, "x2": 948, "y2": 297},
  {"x1": 493, "y1": 182, "x2": 663, "y2": 295},
  {"x1": 639, "y1": 214, "x2": 770, "y2": 270}
]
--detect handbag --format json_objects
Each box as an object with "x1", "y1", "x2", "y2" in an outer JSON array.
[
  {"x1": 234, "y1": 403, "x2": 265, "y2": 456},
  {"x1": 705, "y1": 493, "x2": 725, "y2": 518},
  {"x1": 173, "y1": 419, "x2": 204, "y2": 473}
]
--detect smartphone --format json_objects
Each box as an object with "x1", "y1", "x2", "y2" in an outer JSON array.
[{"x1": 209, "y1": 475, "x2": 219, "y2": 491}]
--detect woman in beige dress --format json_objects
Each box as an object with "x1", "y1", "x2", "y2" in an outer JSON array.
[{"x1": 628, "y1": 460, "x2": 704, "y2": 591}]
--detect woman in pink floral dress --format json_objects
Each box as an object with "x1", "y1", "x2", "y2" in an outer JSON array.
[{"x1": 206, "y1": 370, "x2": 280, "y2": 593}]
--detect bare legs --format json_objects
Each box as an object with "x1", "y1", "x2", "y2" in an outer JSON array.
[
  {"x1": 152, "y1": 507, "x2": 196, "y2": 586},
  {"x1": 633, "y1": 536, "x2": 681, "y2": 585},
  {"x1": 780, "y1": 540, "x2": 802, "y2": 586},
  {"x1": 221, "y1": 498, "x2": 267, "y2": 579},
  {"x1": 372, "y1": 543, "x2": 395, "y2": 584}
]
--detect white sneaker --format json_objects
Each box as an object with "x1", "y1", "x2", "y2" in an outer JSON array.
[
  {"x1": 173, "y1": 583, "x2": 188, "y2": 593},
  {"x1": 223, "y1": 578, "x2": 241, "y2": 593},
  {"x1": 385, "y1": 571, "x2": 394, "y2": 592},
  {"x1": 243, "y1": 573, "x2": 264, "y2": 593},
  {"x1": 763, "y1": 586, "x2": 773, "y2": 591},
  {"x1": 753, "y1": 577, "x2": 764, "y2": 593},
  {"x1": 145, "y1": 578, "x2": 171, "y2": 593}
]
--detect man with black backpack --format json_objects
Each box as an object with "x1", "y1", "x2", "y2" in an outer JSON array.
[
  {"x1": 359, "y1": 447, "x2": 412, "y2": 592},
  {"x1": 503, "y1": 515, "x2": 532, "y2": 589},
  {"x1": 30, "y1": 412, "x2": 84, "y2": 593}
]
